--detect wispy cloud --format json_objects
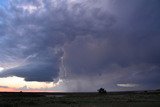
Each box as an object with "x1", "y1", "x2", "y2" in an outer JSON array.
[{"x1": 117, "y1": 83, "x2": 139, "y2": 88}]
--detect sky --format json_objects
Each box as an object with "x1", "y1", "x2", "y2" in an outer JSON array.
[{"x1": 0, "y1": 0, "x2": 160, "y2": 92}]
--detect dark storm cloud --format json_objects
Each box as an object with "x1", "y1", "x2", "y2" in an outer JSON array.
[
  {"x1": 0, "y1": 0, "x2": 115, "y2": 82},
  {"x1": 0, "y1": 53, "x2": 61, "y2": 82},
  {"x1": 62, "y1": 0, "x2": 160, "y2": 91},
  {"x1": 0, "y1": 0, "x2": 160, "y2": 91}
]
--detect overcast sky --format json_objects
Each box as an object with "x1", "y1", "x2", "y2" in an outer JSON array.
[{"x1": 0, "y1": 0, "x2": 160, "y2": 92}]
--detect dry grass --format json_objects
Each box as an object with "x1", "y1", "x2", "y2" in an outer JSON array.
[{"x1": 0, "y1": 91, "x2": 160, "y2": 107}]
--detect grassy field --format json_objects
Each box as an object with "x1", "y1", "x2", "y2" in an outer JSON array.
[{"x1": 0, "y1": 91, "x2": 160, "y2": 107}]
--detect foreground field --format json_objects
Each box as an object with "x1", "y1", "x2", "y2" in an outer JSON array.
[{"x1": 0, "y1": 91, "x2": 160, "y2": 107}]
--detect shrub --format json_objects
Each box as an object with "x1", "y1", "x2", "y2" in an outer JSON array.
[{"x1": 97, "y1": 88, "x2": 107, "y2": 94}]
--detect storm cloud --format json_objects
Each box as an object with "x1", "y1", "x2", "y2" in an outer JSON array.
[{"x1": 0, "y1": 0, "x2": 160, "y2": 91}]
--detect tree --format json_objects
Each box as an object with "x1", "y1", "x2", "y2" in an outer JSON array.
[{"x1": 97, "y1": 88, "x2": 107, "y2": 94}]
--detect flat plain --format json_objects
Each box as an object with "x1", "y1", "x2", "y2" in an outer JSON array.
[{"x1": 0, "y1": 91, "x2": 160, "y2": 107}]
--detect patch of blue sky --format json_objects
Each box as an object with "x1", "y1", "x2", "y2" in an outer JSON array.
[{"x1": 0, "y1": 0, "x2": 8, "y2": 7}]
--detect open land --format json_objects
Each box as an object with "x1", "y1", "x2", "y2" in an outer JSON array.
[{"x1": 0, "y1": 91, "x2": 160, "y2": 107}]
